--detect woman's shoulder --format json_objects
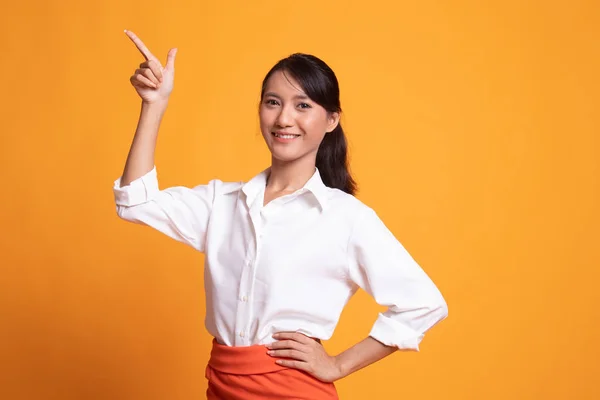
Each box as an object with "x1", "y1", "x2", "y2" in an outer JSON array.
[
  {"x1": 199, "y1": 168, "x2": 267, "y2": 196},
  {"x1": 323, "y1": 186, "x2": 374, "y2": 216},
  {"x1": 187, "y1": 178, "x2": 245, "y2": 198},
  {"x1": 212, "y1": 179, "x2": 245, "y2": 195}
]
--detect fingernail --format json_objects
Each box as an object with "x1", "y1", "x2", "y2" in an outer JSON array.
[{"x1": 267, "y1": 351, "x2": 273, "y2": 355}]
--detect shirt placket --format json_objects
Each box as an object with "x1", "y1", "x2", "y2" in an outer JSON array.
[{"x1": 234, "y1": 193, "x2": 264, "y2": 345}]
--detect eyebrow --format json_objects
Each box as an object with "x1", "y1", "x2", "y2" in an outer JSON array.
[{"x1": 264, "y1": 92, "x2": 310, "y2": 100}]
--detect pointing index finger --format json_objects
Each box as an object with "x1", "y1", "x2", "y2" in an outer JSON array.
[{"x1": 124, "y1": 30, "x2": 158, "y2": 62}]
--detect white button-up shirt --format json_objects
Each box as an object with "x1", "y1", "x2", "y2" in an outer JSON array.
[{"x1": 113, "y1": 166, "x2": 448, "y2": 350}]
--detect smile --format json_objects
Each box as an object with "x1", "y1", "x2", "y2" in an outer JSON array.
[{"x1": 272, "y1": 132, "x2": 300, "y2": 139}]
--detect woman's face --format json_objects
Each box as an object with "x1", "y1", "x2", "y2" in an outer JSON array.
[{"x1": 259, "y1": 70, "x2": 339, "y2": 164}]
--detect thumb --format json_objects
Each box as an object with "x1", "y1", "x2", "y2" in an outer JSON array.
[{"x1": 166, "y1": 48, "x2": 177, "y2": 69}]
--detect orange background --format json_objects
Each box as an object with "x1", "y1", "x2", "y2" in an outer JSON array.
[{"x1": 1, "y1": 1, "x2": 599, "y2": 399}]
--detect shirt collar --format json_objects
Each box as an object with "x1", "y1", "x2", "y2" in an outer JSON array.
[{"x1": 238, "y1": 167, "x2": 329, "y2": 211}]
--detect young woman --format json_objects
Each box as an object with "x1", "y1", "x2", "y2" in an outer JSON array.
[{"x1": 114, "y1": 30, "x2": 448, "y2": 400}]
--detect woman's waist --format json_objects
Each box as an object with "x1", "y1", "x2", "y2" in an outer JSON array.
[
  {"x1": 208, "y1": 338, "x2": 278, "y2": 374},
  {"x1": 208, "y1": 335, "x2": 322, "y2": 375},
  {"x1": 207, "y1": 321, "x2": 331, "y2": 347}
]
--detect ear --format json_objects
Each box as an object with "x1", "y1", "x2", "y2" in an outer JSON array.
[{"x1": 325, "y1": 112, "x2": 340, "y2": 133}]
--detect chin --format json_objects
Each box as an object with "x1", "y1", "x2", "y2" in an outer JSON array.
[
  {"x1": 270, "y1": 147, "x2": 319, "y2": 165},
  {"x1": 270, "y1": 150, "x2": 303, "y2": 163}
]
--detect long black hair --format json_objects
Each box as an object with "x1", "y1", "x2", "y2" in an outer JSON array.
[{"x1": 260, "y1": 53, "x2": 357, "y2": 196}]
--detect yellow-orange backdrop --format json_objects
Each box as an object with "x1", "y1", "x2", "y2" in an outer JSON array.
[{"x1": 1, "y1": 1, "x2": 599, "y2": 399}]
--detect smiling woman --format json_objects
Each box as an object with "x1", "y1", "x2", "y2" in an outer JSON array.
[
  {"x1": 259, "y1": 53, "x2": 357, "y2": 198},
  {"x1": 113, "y1": 30, "x2": 448, "y2": 400}
]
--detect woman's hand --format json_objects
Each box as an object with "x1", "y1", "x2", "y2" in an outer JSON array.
[
  {"x1": 267, "y1": 332, "x2": 343, "y2": 383},
  {"x1": 125, "y1": 30, "x2": 177, "y2": 105}
]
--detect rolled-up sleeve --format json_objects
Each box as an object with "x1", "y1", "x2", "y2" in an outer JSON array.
[
  {"x1": 347, "y1": 207, "x2": 448, "y2": 351},
  {"x1": 113, "y1": 166, "x2": 218, "y2": 252}
]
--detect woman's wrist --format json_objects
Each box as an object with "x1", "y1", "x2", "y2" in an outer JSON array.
[
  {"x1": 333, "y1": 354, "x2": 349, "y2": 381},
  {"x1": 141, "y1": 99, "x2": 169, "y2": 115}
]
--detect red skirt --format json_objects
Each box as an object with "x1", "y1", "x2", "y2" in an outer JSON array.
[{"x1": 205, "y1": 338, "x2": 339, "y2": 400}]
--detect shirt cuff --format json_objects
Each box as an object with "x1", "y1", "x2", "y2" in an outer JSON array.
[
  {"x1": 368, "y1": 313, "x2": 425, "y2": 351},
  {"x1": 113, "y1": 166, "x2": 160, "y2": 206}
]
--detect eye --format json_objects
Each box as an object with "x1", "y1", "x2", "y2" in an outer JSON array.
[
  {"x1": 298, "y1": 102, "x2": 312, "y2": 109},
  {"x1": 265, "y1": 99, "x2": 280, "y2": 106}
]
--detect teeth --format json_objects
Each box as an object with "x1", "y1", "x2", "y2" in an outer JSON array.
[{"x1": 274, "y1": 133, "x2": 298, "y2": 139}]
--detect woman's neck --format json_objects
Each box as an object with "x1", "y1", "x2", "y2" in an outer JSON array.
[{"x1": 266, "y1": 156, "x2": 316, "y2": 193}]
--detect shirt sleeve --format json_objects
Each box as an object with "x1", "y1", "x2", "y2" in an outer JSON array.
[
  {"x1": 347, "y1": 206, "x2": 448, "y2": 351},
  {"x1": 112, "y1": 166, "x2": 218, "y2": 252}
]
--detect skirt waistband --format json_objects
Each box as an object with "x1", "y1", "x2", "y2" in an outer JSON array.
[{"x1": 208, "y1": 338, "x2": 287, "y2": 375}]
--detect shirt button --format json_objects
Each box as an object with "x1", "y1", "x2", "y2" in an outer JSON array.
[
  {"x1": 239, "y1": 331, "x2": 245, "y2": 338},
  {"x1": 242, "y1": 296, "x2": 248, "y2": 302}
]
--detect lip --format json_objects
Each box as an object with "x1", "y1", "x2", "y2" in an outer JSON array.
[{"x1": 272, "y1": 131, "x2": 300, "y2": 143}]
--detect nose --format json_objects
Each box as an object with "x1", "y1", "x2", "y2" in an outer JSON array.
[{"x1": 275, "y1": 104, "x2": 294, "y2": 127}]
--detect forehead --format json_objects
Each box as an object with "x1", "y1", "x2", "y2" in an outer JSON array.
[{"x1": 264, "y1": 70, "x2": 306, "y2": 97}]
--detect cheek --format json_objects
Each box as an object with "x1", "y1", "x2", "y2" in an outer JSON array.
[
  {"x1": 259, "y1": 108, "x2": 275, "y2": 130},
  {"x1": 299, "y1": 114, "x2": 328, "y2": 138}
]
